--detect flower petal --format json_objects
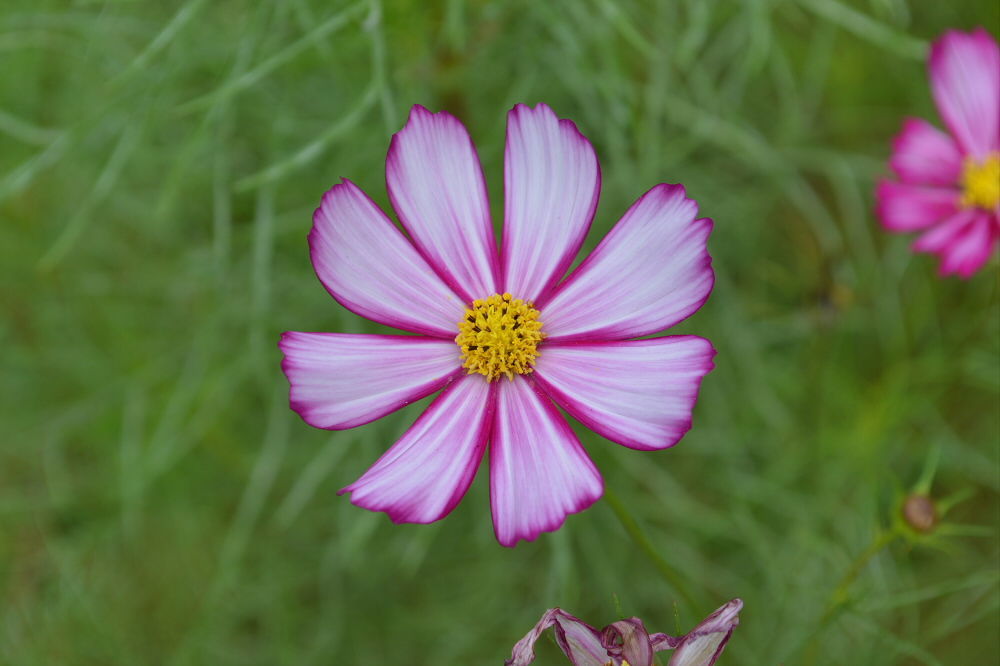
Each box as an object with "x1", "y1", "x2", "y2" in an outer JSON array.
[
  {"x1": 911, "y1": 208, "x2": 998, "y2": 279},
  {"x1": 557, "y1": 619, "x2": 611, "y2": 666},
  {"x1": 929, "y1": 28, "x2": 1000, "y2": 158},
  {"x1": 490, "y1": 377, "x2": 603, "y2": 547},
  {"x1": 888, "y1": 117, "x2": 963, "y2": 185},
  {"x1": 930, "y1": 211, "x2": 998, "y2": 278},
  {"x1": 912, "y1": 208, "x2": 998, "y2": 278},
  {"x1": 339, "y1": 374, "x2": 493, "y2": 524},
  {"x1": 279, "y1": 333, "x2": 461, "y2": 430},
  {"x1": 875, "y1": 181, "x2": 960, "y2": 232},
  {"x1": 539, "y1": 184, "x2": 713, "y2": 341},
  {"x1": 387, "y1": 105, "x2": 499, "y2": 301},
  {"x1": 310, "y1": 179, "x2": 465, "y2": 337},
  {"x1": 502, "y1": 103, "x2": 601, "y2": 303},
  {"x1": 506, "y1": 608, "x2": 608, "y2": 666},
  {"x1": 667, "y1": 599, "x2": 743, "y2": 666},
  {"x1": 912, "y1": 208, "x2": 975, "y2": 253},
  {"x1": 650, "y1": 633, "x2": 682, "y2": 651},
  {"x1": 534, "y1": 337, "x2": 715, "y2": 451},
  {"x1": 602, "y1": 618, "x2": 655, "y2": 666}
]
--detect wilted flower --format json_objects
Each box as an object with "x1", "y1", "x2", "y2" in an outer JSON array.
[
  {"x1": 280, "y1": 103, "x2": 715, "y2": 546},
  {"x1": 876, "y1": 28, "x2": 999, "y2": 277},
  {"x1": 506, "y1": 599, "x2": 743, "y2": 666}
]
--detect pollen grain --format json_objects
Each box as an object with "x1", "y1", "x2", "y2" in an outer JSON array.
[
  {"x1": 455, "y1": 293, "x2": 544, "y2": 381},
  {"x1": 960, "y1": 152, "x2": 1000, "y2": 210}
]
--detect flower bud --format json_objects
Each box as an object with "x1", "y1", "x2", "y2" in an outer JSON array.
[{"x1": 902, "y1": 494, "x2": 937, "y2": 533}]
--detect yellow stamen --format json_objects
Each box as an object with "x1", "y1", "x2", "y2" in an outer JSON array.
[
  {"x1": 455, "y1": 292, "x2": 544, "y2": 381},
  {"x1": 959, "y1": 152, "x2": 1000, "y2": 210}
]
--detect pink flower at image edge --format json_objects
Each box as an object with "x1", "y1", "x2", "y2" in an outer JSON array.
[
  {"x1": 279, "y1": 103, "x2": 715, "y2": 546},
  {"x1": 876, "y1": 28, "x2": 1000, "y2": 277}
]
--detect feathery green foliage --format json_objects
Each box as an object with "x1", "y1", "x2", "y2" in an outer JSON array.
[{"x1": 2, "y1": 1, "x2": 998, "y2": 664}]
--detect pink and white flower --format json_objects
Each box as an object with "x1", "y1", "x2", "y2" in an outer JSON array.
[
  {"x1": 505, "y1": 599, "x2": 743, "y2": 666},
  {"x1": 280, "y1": 103, "x2": 715, "y2": 547},
  {"x1": 876, "y1": 28, "x2": 1000, "y2": 277}
]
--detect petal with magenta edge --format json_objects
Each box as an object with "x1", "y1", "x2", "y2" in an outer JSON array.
[
  {"x1": 502, "y1": 103, "x2": 601, "y2": 304},
  {"x1": 387, "y1": 105, "x2": 499, "y2": 301},
  {"x1": 490, "y1": 377, "x2": 603, "y2": 547},
  {"x1": 309, "y1": 180, "x2": 465, "y2": 337},
  {"x1": 540, "y1": 184, "x2": 713, "y2": 342},
  {"x1": 340, "y1": 374, "x2": 493, "y2": 524},
  {"x1": 534, "y1": 337, "x2": 716, "y2": 451},
  {"x1": 279, "y1": 332, "x2": 461, "y2": 430}
]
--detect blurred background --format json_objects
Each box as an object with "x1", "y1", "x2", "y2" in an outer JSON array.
[{"x1": 2, "y1": 1, "x2": 998, "y2": 664}]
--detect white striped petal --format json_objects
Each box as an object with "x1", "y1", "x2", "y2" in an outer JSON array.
[
  {"x1": 340, "y1": 374, "x2": 493, "y2": 524},
  {"x1": 534, "y1": 337, "x2": 715, "y2": 451},
  {"x1": 502, "y1": 103, "x2": 600, "y2": 303},
  {"x1": 279, "y1": 333, "x2": 461, "y2": 430},
  {"x1": 309, "y1": 180, "x2": 465, "y2": 337},
  {"x1": 490, "y1": 377, "x2": 603, "y2": 547},
  {"x1": 387, "y1": 105, "x2": 500, "y2": 301},
  {"x1": 540, "y1": 184, "x2": 713, "y2": 341}
]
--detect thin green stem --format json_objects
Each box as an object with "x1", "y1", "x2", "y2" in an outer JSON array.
[
  {"x1": 804, "y1": 528, "x2": 898, "y2": 664},
  {"x1": 604, "y1": 488, "x2": 699, "y2": 613},
  {"x1": 827, "y1": 529, "x2": 898, "y2": 615}
]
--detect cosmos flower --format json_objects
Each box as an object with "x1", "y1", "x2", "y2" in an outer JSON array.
[
  {"x1": 505, "y1": 599, "x2": 743, "y2": 666},
  {"x1": 876, "y1": 28, "x2": 999, "y2": 277},
  {"x1": 280, "y1": 103, "x2": 715, "y2": 546}
]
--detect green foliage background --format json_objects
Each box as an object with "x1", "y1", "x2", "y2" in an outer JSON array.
[{"x1": 2, "y1": 1, "x2": 998, "y2": 664}]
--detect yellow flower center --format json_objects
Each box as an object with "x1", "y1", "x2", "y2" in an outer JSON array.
[
  {"x1": 455, "y1": 292, "x2": 544, "y2": 381},
  {"x1": 960, "y1": 153, "x2": 1000, "y2": 210}
]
